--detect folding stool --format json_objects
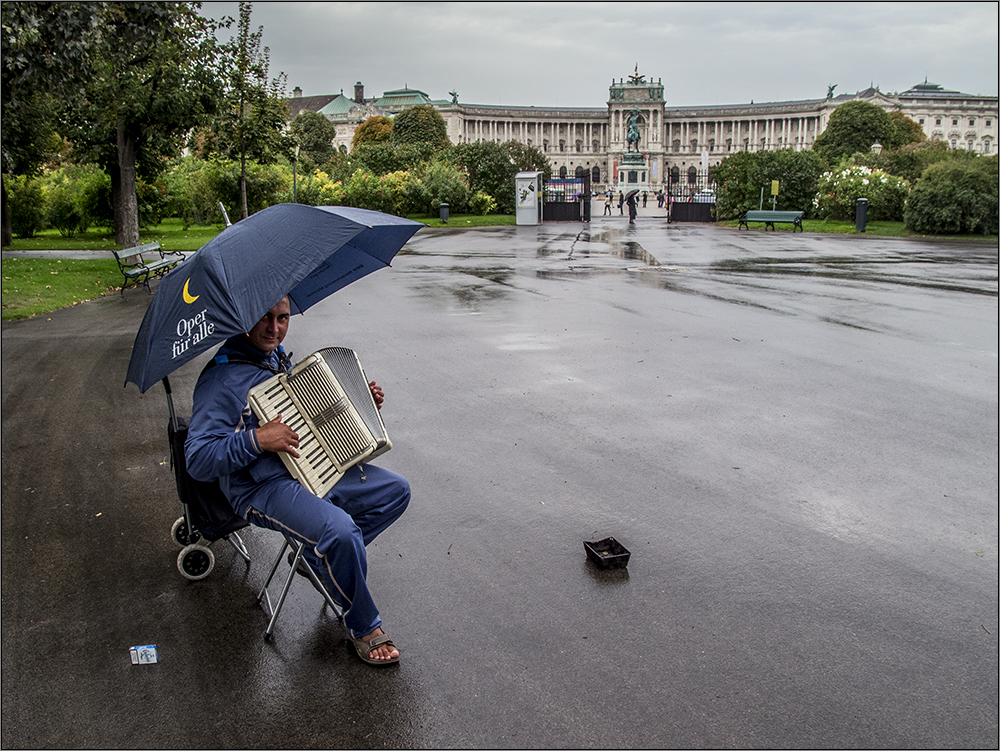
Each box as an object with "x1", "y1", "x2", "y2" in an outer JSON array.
[{"x1": 257, "y1": 532, "x2": 344, "y2": 640}]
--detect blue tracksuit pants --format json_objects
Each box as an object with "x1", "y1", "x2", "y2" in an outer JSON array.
[{"x1": 240, "y1": 463, "x2": 410, "y2": 639}]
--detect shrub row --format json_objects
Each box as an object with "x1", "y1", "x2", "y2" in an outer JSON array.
[
  {"x1": 713, "y1": 147, "x2": 997, "y2": 234},
  {"x1": 9, "y1": 164, "x2": 167, "y2": 238},
  {"x1": 6, "y1": 156, "x2": 498, "y2": 238}
]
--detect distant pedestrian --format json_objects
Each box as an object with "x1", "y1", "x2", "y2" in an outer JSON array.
[
  {"x1": 642, "y1": 191, "x2": 648, "y2": 208},
  {"x1": 626, "y1": 193, "x2": 637, "y2": 224},
  {"x1": 657, "y1": 190, "x2": 664, "y2": 208},
  {"x1": 618, "y1": 191, "x2": 624, "y2": 215},
  {"x1": 603, "y1": 192, "x2": 612, "y2": 215}
]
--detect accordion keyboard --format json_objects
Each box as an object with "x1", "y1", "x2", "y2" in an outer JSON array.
[
  {"x1": 248, "y1": 348, "x2": 390, "y2": 497},
  {"x1": 249, "y1": 377, "x2": 345, "y2": 494}
]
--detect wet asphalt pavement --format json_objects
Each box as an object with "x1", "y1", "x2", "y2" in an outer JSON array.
[{"x1": 2, "y1": 211, "x2": 998, "y2": 749}]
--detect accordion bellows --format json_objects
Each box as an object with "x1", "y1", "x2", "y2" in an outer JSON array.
[{"x1": 248, "y1": 348, "x2": 391, "y2": 496}]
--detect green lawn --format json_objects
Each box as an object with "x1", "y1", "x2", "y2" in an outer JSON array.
[
  {"x1": 2, "y1": 213, "x2": 516, "y2": 252},
  {"x1": 2, "y1": 217, "x2": 226, "y2": 252},
  {"x1": 410, "y1": 213, "x2": 516, "y2": 228},
  {"x1": 2, "y1": 257, "x2": 124, "y2": 320},
  {"x1": 718, "y1": 217, "x2": 999, "y2": 240}
]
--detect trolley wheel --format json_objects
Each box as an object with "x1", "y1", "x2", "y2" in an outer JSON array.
[
  {"x1": 171, "y1": 516, "x2": 201, "y2": 547},
  {"x1": 177, "y1": 544, "x2": 215, "y2": 580}
]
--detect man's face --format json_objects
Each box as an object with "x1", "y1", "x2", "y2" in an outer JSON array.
[{"x1": 246, "y1": 297, "x2": 290, "y2": 353}]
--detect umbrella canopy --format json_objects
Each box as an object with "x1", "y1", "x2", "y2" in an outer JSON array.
[
  {"x1": 624, "y1": 189, "x2": 640, "y2": 201},
  {"x1": 126, "y1": 203, "x2": 422, "y2": 393}
]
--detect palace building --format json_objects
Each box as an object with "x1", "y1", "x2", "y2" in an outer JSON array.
[{"x1": 287, "y1": 73, "x2": 998, "y2": 194}]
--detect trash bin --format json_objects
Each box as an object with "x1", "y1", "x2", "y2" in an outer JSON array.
[
  {"x1": 855, "y1": 198, "x2": 868, "y2": 233},
  {"x1": 439, "y1": 203, "x2": 449, "y2": 223}
]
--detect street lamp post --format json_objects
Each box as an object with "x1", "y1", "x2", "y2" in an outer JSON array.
[{"x1": 293, "y1": 144, "x2": 300, "y2": 203}]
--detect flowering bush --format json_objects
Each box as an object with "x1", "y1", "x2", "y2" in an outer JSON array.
[
  {"x1": 314, "y1": 172, "x2": 346, "y2": 206},
  {"x1": 344, "y1": 169, "x2": 411, "y2": 216},
  {"x1": 469, "y1": 191, "x2": 497, "y2": 216},
  {"x1": 284, "y1": 169, "x2": 345, "y2": 206},
  {"x1": 813, "y1": 164, "x2": 910, "y2": 221}
]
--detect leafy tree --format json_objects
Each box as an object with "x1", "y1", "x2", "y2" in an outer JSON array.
[
  {"x1": 405, "y1": 161, "x2": 471, "y2": 214},
  {"x1": 905, "y1": 157, "x2": 998, "y2": 235},
  {"x1": 813, "y1": 100, "x2": 894, "y2": 164},
  {"x1": 163, "y1": 155, "x2": 220, "y2": 226},
  {"x1": 450, "y1": 140, "x2": 550, "y2": 214},
  {"x1": 1, "y1": 1, "x2": 97, "y2": 245},
  {"x1": 322, "y1": 149, "x2": 352, "y2": 183},
  {"x1": 291, "y1": 110, "x2": 337, "y2": 169},
  {"x1": 391, "y1": 105, "x2": 449, "y2": 149},
  {"x1": 200, "y1": 2, "x2": 289, "y2": 219},
  {"x1": 711, "y1": 148, "x2": 823, "y2": 219},
  {"x1": 42, "y1": 163, "x2": 112, "y2": 236},
  {"x1": 349, "y1": 142, "x2": 436, "y2": 177},
  {"x1": 63, "y1": 2, "x2": 223, "y2": 247},
  {"x1": 352, "y1": 115, "x2": 393, "y2": 149},
  {"x1": 886, "y1": 111, "x2": 925, "y2": 150},
  {"x1": 850, "y1": 139, "x2": 977, "y2": 184},
  {"x1": 6, "y1": 175, "x2": 46, "y2": 238},
  {"x1": 201, "y1": 159, "x2": 289, "y2": 218}
]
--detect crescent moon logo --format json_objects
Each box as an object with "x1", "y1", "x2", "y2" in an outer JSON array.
[{"x1": 182, "y1": 278, "x2": 199, "y2": 304}]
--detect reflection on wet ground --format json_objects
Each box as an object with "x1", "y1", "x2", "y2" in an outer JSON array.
[
  {"x1": 709, "y1": 252, "x2": 997, "y2": 296},
  {"x1": 402, "y1": 223, "x2": 998, "y2": 335}
]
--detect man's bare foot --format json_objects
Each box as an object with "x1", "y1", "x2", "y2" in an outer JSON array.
[
  {"x1": 362, "y1": 628, "x2": 399, "y2": 660},
  {"x1": 351, "y1": 627, "x2": 399, "y2": 665}
]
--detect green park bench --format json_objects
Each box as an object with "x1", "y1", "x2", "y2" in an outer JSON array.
[
  {"x1": 113, "y1": 242, "x2": 184, "y2": 296},
  {"x1": 738, "y1": 210, "x2": 805, "y2": 232}
]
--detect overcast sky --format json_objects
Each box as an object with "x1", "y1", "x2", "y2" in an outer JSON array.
[{"x1": 201, "y1": 1, "x2": 998, "y2": 108}]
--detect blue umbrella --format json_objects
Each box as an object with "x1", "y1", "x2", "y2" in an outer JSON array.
[{"x1": 125, "y1": 203, "x2": 423, "y2": 393}]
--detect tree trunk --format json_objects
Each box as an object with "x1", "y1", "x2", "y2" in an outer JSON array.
[
  {"x1": 240, "y1": 151, "x2": 249, "y2": 219},
  {"x1": 109, "y1": 162, "x2": 121, "y2": 240},
  {"x1": 1, "y1": 176, "x2": 12, "y2": 247},
  {"x1": 116, "y1": 119, "x2": 141, "y2": 248}
]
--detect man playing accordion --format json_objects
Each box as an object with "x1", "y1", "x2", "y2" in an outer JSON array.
[{"x1": 185, "y1": 295, "x2": 409, "y2": 665}]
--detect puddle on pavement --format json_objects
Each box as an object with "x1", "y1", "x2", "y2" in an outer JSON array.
[
  {"x1": 709, "y1": 254, "x2": 998, "y2": 296},
  {"x1": 399, "y1": 226, "x2": 997, "y2": 318}
]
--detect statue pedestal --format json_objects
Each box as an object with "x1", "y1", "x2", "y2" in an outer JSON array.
[{"x1": 617, "y1": 152, "x2": 650, "y2": 195}]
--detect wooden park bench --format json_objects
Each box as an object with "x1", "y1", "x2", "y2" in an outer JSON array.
[
  {"x1": 738, "y1": 210, "x2": 805, "y2": 232},
  {"x1": 113, "y1": 242, "x2": 184, "y2": 296}
]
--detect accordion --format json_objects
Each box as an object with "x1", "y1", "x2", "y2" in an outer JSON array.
[{"x1": 248, "y1": 347, "x2": 391, "y2": 496}]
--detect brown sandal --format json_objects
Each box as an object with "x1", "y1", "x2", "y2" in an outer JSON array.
[{"x1": 349, "y1": 632, "x2": 400, "y2": 666}]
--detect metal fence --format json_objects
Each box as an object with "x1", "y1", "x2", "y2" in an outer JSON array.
[
  {"x1": 665, "y1": 170, "x2": 717, "y2": 203},
  {"x1": 543, "y1": 175, "x2": 592, "y2": 221},
  {"x1": 544, "y1": 177, "x2": 588, "y2": 202}
]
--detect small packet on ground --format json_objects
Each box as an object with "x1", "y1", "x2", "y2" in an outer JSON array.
[{"x1": 129, "y1": 645, "x2": 158, "y2": 665}]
